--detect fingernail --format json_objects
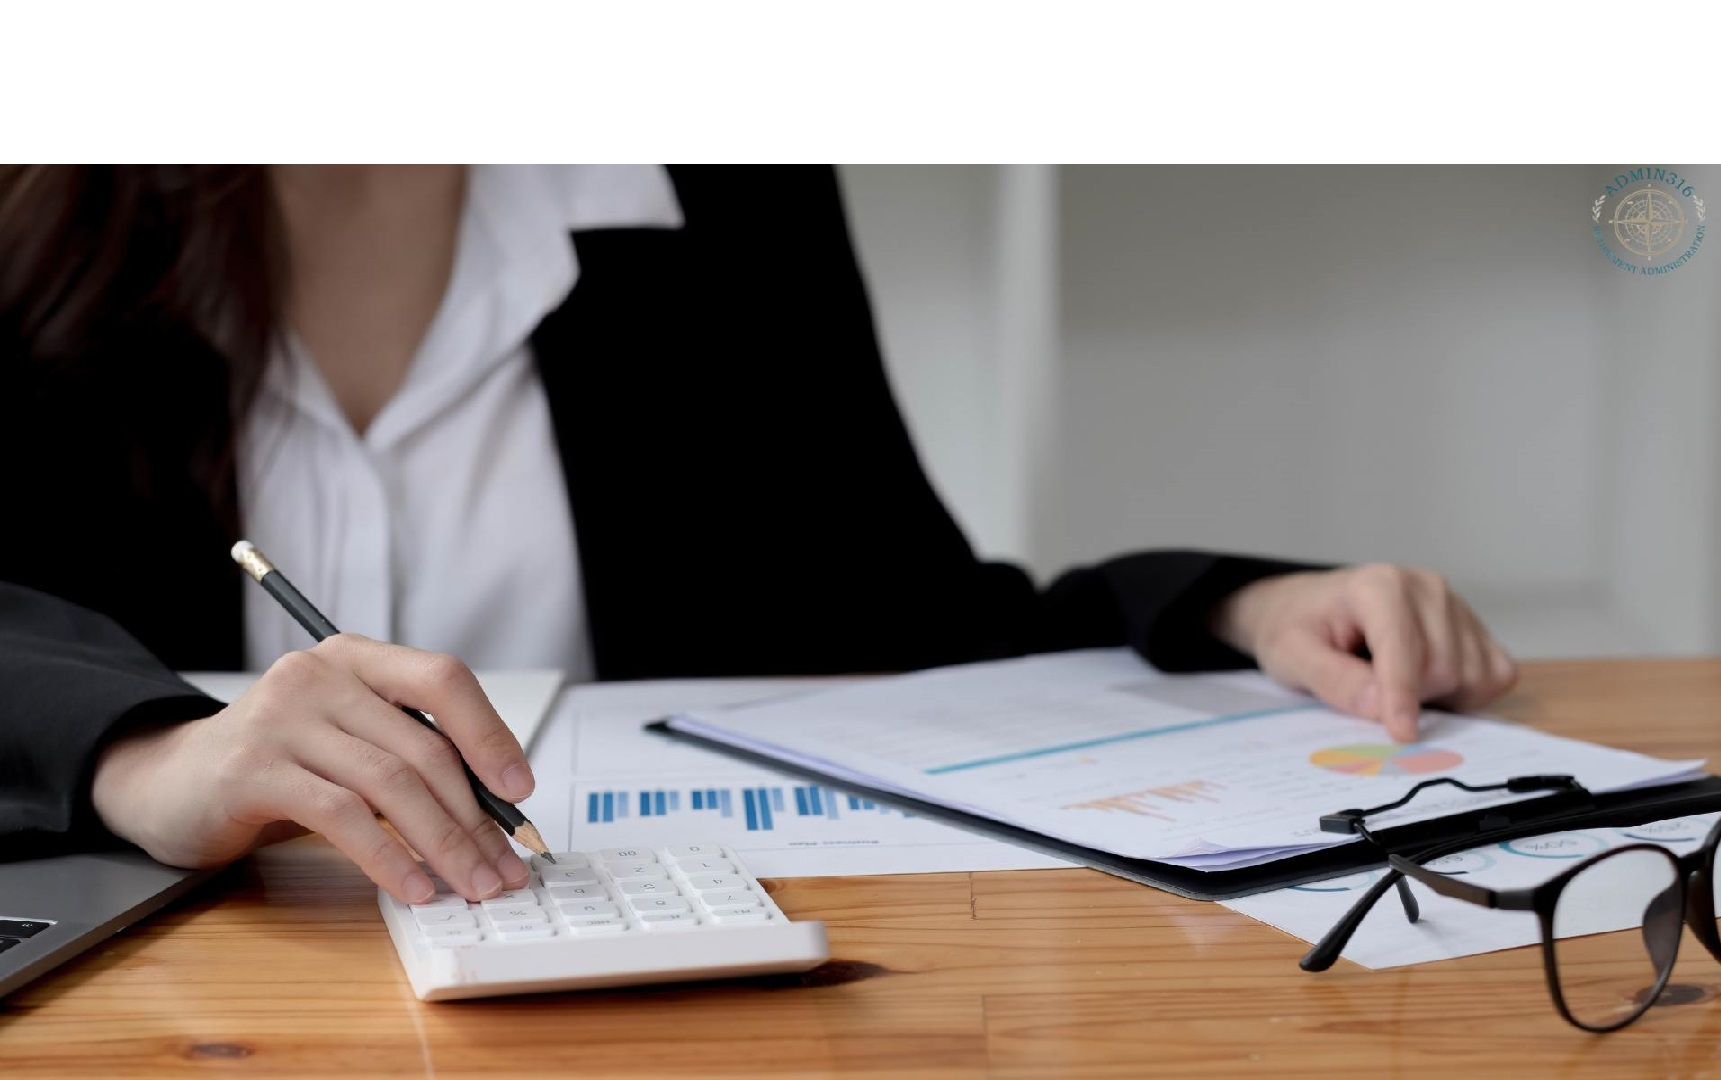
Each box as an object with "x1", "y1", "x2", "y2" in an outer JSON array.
[
  {"x1": 498, "y1": 852, "x2": 529, "y2": 887},
  {"x1": 471, "y1": 866, "x2": 503, "y2": 899},
  {"x1": 501, "y1": 763, "x2": 534, "y2": 801},
  {"x1": 403, "y1": 871, "x2": 435, "y2": 904},
  {"x1": 1354, "y1": 683, "x2": 1379, "y2": 717}
]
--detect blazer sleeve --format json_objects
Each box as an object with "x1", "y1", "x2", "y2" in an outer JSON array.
[
  {"x1": 736, "y1": 166, "x2": 1326, "y2": 674},
  {"x1": 1039, "y1": 549, "x2": 1326, "y2": 670},
  {"x1": 0, "y1": 582, "x2": 219, "y2": 844}
]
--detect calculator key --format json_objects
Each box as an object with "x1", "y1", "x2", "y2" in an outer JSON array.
[
  {"x1": 490, "y1": 906, "x2": 547, "y2": 924},
  {"x1": 610, "y1": 863, "x2": 668, "y2": 880},
  {"x1": 538, "y1": 852, "x2": 590, "y2": 869},
  {"x1": 540, "y1": 866, "x2": 602, "y2": 886},
  {"x1": 564, "y1": 918, "x2": 627, "y2": 935},
  {"x1": 599, "y1": 848, "x2": 654, "y2": 863},
  {"x1": 490, "y1": 914, "x2": 550, "y2": 931},
  {"x1": 544, "y1": 882, "x2": 608, "y2": 899},
  {"x1": 629, "y1": 896, "x2": 691, "y2": 914},
  {"x1": 408, "y1": 894, "x2": 469, "y2": 911},
  {"x1": 617, "y1": 880, "x2": 675, "y2": 896},
  {"x1": 638, "y1": 912, "x2": 700, "y2": 930},
  {"x1": 555, "y1": 900, "x2": 619, "y2": 918},
  {"x1": 420, "y1": 926, "x2": 482, "y2": 946},
  {"x1": 675, "y1": 857, "x2": 735, "y2": 875},
  {"x1": 699, "y1": 889, "x2": 757, "y2": 908},
  {"x1": 703, "y1": 902, "x2": 763, "y2": 918},
  {"x1": 480, "y1": 889, "x2": 541, "y2": 908},
  {"x1": 494, "y1": 923, "x2": 557, "y2": 942},
  {"x1": 413, "y1": 908, "x2": 479, "y2": 929},
  {"x1": 666, "y1": 843, "x2": 723, "y2": 859},
  {"x1": 685, "y1": 873, "x2": 744, "y2": 891},
  {"x1": 709, "y1": 909, "x2": 771, "y2": 925}
]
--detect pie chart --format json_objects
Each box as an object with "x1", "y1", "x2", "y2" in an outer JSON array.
[{"x1": 1309, "y1": 743, "x2": 1463, "y2": 777}]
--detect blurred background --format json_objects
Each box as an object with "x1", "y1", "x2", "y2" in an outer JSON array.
[{"x1": 838, "y1": 164, "x2": 1720, "y2": 660}]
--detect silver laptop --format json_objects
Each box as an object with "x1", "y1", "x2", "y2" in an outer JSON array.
[{"x1": 0, "y1": 850, "x2": 213, "y2": 997}]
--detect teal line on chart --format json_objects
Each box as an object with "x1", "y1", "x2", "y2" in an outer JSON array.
[{"x1": 924, "y1": 705, "x2": 1312, "y2": 774}]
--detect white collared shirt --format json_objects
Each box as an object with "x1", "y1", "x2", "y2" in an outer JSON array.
[{"x1": 238, "y1": 165, "x2": 683, "y2": 675}]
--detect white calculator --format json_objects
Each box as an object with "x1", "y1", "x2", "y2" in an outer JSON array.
[{"x1": 379, "y1": 843, "x2": 829, "y2": 1001}]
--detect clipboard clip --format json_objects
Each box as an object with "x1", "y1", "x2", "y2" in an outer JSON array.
[{"x1": 1319, "y1": 774, "x2": 1586, "y2": 836}]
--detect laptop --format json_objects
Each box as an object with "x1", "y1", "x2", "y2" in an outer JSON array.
[{"x1": 0, "y1": 849, "x2": 214, "y2": 997}]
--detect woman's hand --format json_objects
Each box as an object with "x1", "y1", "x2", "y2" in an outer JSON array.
[
  {"x1": 1211, "y1": 565, "x2": 1517, "y2": 741},
  {"x1": 91, "y1": 635, "x2": 535, "y2": 904}
]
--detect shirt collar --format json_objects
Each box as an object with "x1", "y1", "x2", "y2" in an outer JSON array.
[{"x1": 259, "y1": 165, "x2": 683, "y2": 448}]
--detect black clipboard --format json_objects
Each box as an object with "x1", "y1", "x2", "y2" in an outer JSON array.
[{"x1": 646, "y1": 720, "x2": 1721, "y2": 900}]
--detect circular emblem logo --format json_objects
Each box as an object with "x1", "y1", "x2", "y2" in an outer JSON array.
[{"x1": 1591, "y1": 167, "x2": 1706, "y2": 275}]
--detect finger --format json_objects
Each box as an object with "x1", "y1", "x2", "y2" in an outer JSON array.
[
  {"x1": 1411, "y1": 580, "x2": 1466, "y2": 704},
  {"x1": 314, "y1": 635, "x2": 534, "y2": 802},
  {"x1": 1490, "y1": 638, "x2": 1519, "y2": 688},
  {"x1": 298, "y1": 725, "x2": 506, "y2": 902},
  {"x1": 1260, "y1": 628, "x2": 1377, "y2": 719},
  {"x1": 239, "y1": 763, "x2": 435, "y2": 905},
  {"x1": 1443, "y1": 607, "x2": 1519, "y2": 712},
  {"x1": 335, "y1": 699, "x2": 529, "y2": 889},
  {"x1": 1348, "y1": 568, "x2": 1425, "y2": 741}
]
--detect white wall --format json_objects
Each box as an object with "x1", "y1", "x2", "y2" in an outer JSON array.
[
  {"x1": 1595, "y1": 185, "x2": 1721, "y2": 653},
  {"x1": 841, "y1": 165, "x2": 1721, "y2": 658},
  {"x1": 837, "y1": 164, "x2": 1010, "y2": 557}
]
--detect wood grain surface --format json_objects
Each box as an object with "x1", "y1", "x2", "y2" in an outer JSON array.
[{"x1": 6, "y1": 659, "x2": 1721, "y2": 1078}]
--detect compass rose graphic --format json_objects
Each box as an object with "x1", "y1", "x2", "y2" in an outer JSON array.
[{"x1": 1609, "y1": 184, "x2": 1686, "y2": 260}]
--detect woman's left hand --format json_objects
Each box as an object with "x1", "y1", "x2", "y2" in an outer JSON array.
[{"x1": 1211, "y1": 565, "x2": 1517, "y2": 741}]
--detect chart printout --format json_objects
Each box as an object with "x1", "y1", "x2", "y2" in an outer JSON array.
[
  {"x1": 668, "y1": 650, "x2": 1703, "y2": 867},
  {"x1": 520, "y1": 679, "x2": 1070, "y2": 878}
]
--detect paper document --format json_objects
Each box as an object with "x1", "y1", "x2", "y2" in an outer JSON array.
[
  {"x1": 1223, "y1": 814, "x2": 1720, "y2": 968},
  {"x1": 519, "y1": 679, "x2": 1071, "y2": 878},
  {"x1": 177, "y1": 669, "x2": 565, "y2": 750},
  {"x1": 666, "y1": 650, "x2": 1705, "y2": 869}
]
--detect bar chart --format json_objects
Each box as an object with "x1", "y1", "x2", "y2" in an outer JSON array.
[{"x1": 583, "y1": 784, "x2": 913, "y2": 832}]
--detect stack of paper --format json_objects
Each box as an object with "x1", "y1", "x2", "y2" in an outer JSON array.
[{"x1": 666, "y1": 650, "x2": 1704, "y2": 871}]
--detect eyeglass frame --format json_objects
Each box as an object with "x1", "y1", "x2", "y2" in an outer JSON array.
[{"x1": 1299, "y1": 775, "x2": 1721, "y2": 1033}]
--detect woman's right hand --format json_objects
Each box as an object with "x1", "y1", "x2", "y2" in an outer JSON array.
[{"x1": 90, "y1": 634, "x2": 536, "y2": 904}]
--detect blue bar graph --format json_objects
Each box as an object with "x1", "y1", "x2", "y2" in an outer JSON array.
[{"x1": 582, "y1": 783, "x2": 910, "y2": 831}]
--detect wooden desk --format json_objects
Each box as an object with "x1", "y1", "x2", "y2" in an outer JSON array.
[{"x1": 7, "y1": 659, "x2": 1721, "y2": 1077}]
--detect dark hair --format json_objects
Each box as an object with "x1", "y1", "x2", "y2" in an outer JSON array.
[
  {"x1": 0, "y1": 164, "x2": 281, "y2": 406},
  {"x1": 0, "y1": 165, "x2": 283, "y2": 520}
]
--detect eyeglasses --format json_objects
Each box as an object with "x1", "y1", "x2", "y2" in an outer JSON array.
[{"x1": 1301, "y1": 775, "x2": 1721, "y2": 1033}]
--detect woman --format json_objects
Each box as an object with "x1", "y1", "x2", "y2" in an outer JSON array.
[{"x1": 0, "y1": 165, "x2": 1515, "y2": 907}]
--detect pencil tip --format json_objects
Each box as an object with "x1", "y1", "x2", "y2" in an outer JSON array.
[{"x1": 513, "y1": 822, "x2": 553, "y2": 861}]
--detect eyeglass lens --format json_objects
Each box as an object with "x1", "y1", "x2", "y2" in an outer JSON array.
[{"x1": 1549, "y1": 847, "x2": 1682, "y2": 1030}]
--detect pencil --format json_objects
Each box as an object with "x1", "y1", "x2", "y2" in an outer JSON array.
[{"x1": 230, "y1": 540, "x2": 554, "y2": 863}]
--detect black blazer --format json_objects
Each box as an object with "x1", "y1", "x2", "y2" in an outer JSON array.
[{"x1": 0, "y1": 166, "x2": 1308, "y2": 844}]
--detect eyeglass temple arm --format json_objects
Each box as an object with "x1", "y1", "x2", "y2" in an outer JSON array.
[
  {"x1": 1298, "y1": 870, "x2": 1422, "y2": 972},
  {"x1": 1302, "y1": 775, "x2": 1587, "y2": 972},
  {"x1": 1386, "y1": 855, "x2": 1537, "y2": 911}
]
